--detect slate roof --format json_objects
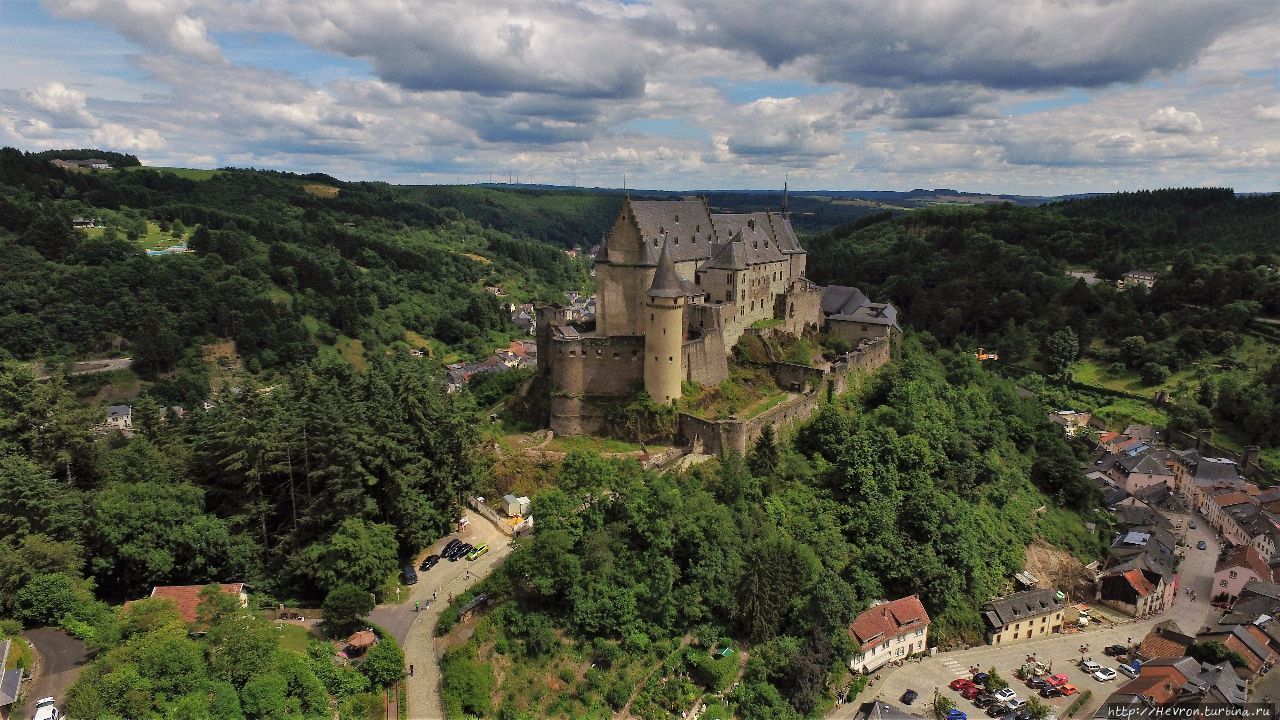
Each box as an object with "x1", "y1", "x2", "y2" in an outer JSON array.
[
  {"x1": 1194, "y1": 457, "x2": 1242, "y2": 483},
  {"x1": 1113, "y1": 501, "x2": 1173, "y2": 530},
  {"x1": 1241, "y1": 578, "x2": 1280, "y2": 601},
  {"x1": 981, "y1": 588, "x2": 1063, "y2": 629},
  {"x1": 1117, "y1": 453, "x2": 1172, "y2": 476},
  {"x1": 702, "y1": 234, "x2": 751, "y2": 271},
  {"x1": 108, "y1": 403, "x2": 131, "y2": 419},
  {"x1": 848, "y1": 595, "x2": 930, "y2": 652},
  {"x1": 620, "y1": 199, "x2": 805, "y2": 269},
  {"x1": 709, "y1": 213, "x2": 788, "y2": 259},
  {"x1": 1181, "y1": 661, "x2": 1245, "y2": 705},
  {"x1": 821, "y1": 285, "x2": 869, "y2": 316},
  {"x1": 647, "y1": 240, "x2": 686, "y2": 298},
  {"x1": 835, "y1": 303, "x2": 899, "y2": 326}
]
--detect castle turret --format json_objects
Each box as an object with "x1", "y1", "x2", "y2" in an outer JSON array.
[{"x1": 644, "y1": 240, "x2": 685, "y2": 405}]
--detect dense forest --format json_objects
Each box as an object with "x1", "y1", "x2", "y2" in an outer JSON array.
[
  {"x1": 437, "y1": 340, "x2": 1105, "y2": 719},
  {"x1": 805, "y1": 190, "x2": 1280, "y2": 461}
]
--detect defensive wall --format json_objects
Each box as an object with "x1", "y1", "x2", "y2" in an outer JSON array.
[{"x1": 678, "y1": 334, "x2": 890, "y2": 455}]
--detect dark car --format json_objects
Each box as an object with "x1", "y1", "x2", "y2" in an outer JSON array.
[
  {"x1": 972, "y1": 673, "x2": 989, "y2": 685},
  {"x1": 450, "y1": 543, "x2": 472, "y2": 560},
  {"x1": 419, "y1": 554, "x2": 440, "y2": 571},
  {"x1": 443, "y1": 539, "x2": 462, "y2": 555},
  {"x1": 1026, "y1": 678, "x2": 1049, "y2": 689},
  {"x1": 1197, "y1": 540, "x2": 1207, "y2": 550},
  {"x1": 901, "y1": 690, "x2": 918, "y2": 705},
  {"x1": 973, "y1": 694, "x2": 997, "y2": 708},
  {"x1": 986, "y1": 705, "x2": 1010, "y2": 718},
  {"x1": 1104, "y1": 644, "x2": 1128, "y2": 657},
  {"x1": 1041, "y1": 687, "x2": 1064, "y2": 698},
  {"x1": 401, "y1": 564, "x2": 418, "y2": 585}
]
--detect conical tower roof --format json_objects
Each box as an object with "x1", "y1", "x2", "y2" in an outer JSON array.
[{"x1": 647, "y1": 239, "x2": 685, "y2": 298}]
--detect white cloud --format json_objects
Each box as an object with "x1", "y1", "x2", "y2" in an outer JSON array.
[
  {"x1": 1143, "y1": 106, "x2": 1203, "y2": 134},
  {"x1": 44, "y1": 0, "x2": 222, "y2": 62},
  {"x1": 90, "y1": 122, "x2": 166, "y2": 152},
  {"x1": 24, "y1": 82, "x2": 98, "y2": 128},
  {"x1": 1255, "y1": 105, "x2": 1280, "y2": 121}
]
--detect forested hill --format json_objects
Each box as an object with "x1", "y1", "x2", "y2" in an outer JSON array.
[
  {"x1": 805, "y1": 189, "x2": 1280, "y2": 348},
  {"x1": 0, "y1": 147, "x2": 606, "y2": 389}
]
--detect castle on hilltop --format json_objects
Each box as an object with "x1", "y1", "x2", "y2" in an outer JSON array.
[{"x1": 536, "y1": 196, "x2": 897, "y2": 443}]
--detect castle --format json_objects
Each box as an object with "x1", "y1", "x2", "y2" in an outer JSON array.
[{"x1": 536, "y1": 196, "x2": 895, "y2": 440}]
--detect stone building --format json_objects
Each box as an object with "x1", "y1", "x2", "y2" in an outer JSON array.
[
  {"x1": 981, "y1": 588, "x2": 1065, "y2": 645},
  {"x1": 537, "y1": 197, "x2": 829, "y2": 436}
]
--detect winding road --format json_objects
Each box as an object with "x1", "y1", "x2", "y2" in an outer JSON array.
[
  {"x1": 369, "y1": 508, "x2": 515, "y2": 720},
  {"x1": 19, "y1": 628, "x2": 88, "y2": 717}
]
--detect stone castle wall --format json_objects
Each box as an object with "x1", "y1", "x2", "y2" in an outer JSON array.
[
  {"x1": 546, "y1": 334, "x2": 645, "y2": 435},
  {"x1": 678, "y1": 335, "x2": 891, "y2": 455}
]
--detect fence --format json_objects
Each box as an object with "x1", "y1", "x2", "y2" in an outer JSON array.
[{"x1": 466, "y1": 497, "x2": 516, "y2": 536}]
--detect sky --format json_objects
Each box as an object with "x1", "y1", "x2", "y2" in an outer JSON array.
[{"x1": 1, "y1": 0, "x2": 1278, "y2": 194}]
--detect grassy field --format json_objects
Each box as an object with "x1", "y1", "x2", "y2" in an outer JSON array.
[
  {"x1": 82, "y1": 221, "x2": 191, "y2": 251},
  {"x1": 302, "y1": 183, "x2": 339, "y2": 198},
  {"x1": 276, "y1": 623, "x2": 316, "y2": 653},
  {"x1": 678, "y1": 362, "x2": 787, "y2": 421},
  {"x1": 122, "y1": 165, "x2": 220, "y2": 181}
]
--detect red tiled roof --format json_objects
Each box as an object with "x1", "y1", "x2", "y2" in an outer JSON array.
[
  {"x1": 1118, "y1": 675, "x2": 1181, "y2": 704},
  {"x1": 849, "y1": 595, "x2": 930, "y2": 652},
  {"x1": 1216, "y1": 545, "x2": 1273, "y2": 580},
  {"x1": 1099, "y1": 432, "x2": 1121, "y2": 444},
  {"x1": 1122, "y1": 569, "x2": 1157, "y2": 597},
  {"x1": 147, "y1": 583, "x2": 246, "y2": 624},
  {"x1": 1212, "y1": 492, "x2": 1255, "y2": 509},
  {"x1": 1135, "y1": 627, "x2": 1192, "y2": 661}
]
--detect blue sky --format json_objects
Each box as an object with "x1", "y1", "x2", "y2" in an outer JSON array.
[{"x1": 1, "y1": 0, "x2": 1278, "y2": 194}]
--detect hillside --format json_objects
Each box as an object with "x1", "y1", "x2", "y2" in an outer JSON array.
[{"x1": 805, "y1": 189, "x2": 1280, "y2": 470}]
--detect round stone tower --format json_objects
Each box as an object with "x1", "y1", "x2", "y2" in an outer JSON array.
[{"x1": 644, "y1": 240, "x2": 685, "y2": 405}]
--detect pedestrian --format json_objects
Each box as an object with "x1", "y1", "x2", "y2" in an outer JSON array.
[
  {"x1": 410, "y1": 664, "x2": 414, "y2": 677},
  {"x1": 433, "y1": 590, "x2": 437, "y2": 600},
  {"x1": 415, "y1": 600, "x2": 420, "y2": 612}
]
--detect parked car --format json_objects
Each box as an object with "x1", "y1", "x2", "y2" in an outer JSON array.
[
  {"x1": 1041, "y1": 687, "x2": 1064, "y2": 698},
  {"x1": 1081, "y1": 660, "x2": 1102, "y2": 674},
  {"x1": 401, "y1": 564, "x2": 418, "y2": 585},
  {"x1": 1189, "y1": 521, "x2": 1196, "y2": 529},
  {"x1": 951, "y1": 679, "x2": 977, "y2": 691},
  {"x1": 946, "y1": 710, "x2": 967, "y2": 720},
  {"x1": 1005, "y1": 699, "x2": 1027, "y2": 712},
  {"x1": 1197, "y1": 540, "x2": 1207, "y2": 550},
  {"x1": 419, "y1": 554, "x2": 440, "y2": 571},
  {"x1": 1060, "y1": 684, "x2": 1079, "y2": 696},
  {"x1": 973, "y1": 693, "x2": 997, "y2": 708},
  {"x1": 986, "y1": 705, "x2": 1011, "y2": 718},
  {"x1": 1118, "y1": 664, "x2": 1139, "y2": 678},
  {"x1": 972, "y1": 672, "x2": 990, "y2": 685},
  {"x1": 1103, "y1": 644, "x2": 1127, "y2": 657},
  {"x1": 993, "y1": 689, "x2": 1017, "y2": 704},
  {"x1": 32, "y1": 697, "x2": 61, "y2": 720},
  {"x1": 1045, "y1": 673, "x2": 1068, "y2": 687},
  {"x1": 1091, "y1": 667, "x2": 1117, "y2": 682},
  {"x1": 962, "y1": 686, "x2": 982, "y2": 700},
  {"x1": 1026, "y1": 678, "x2": 1049, "y2": 689},
  {"x1": 466, "y1": 543, "x2": 489, "y2": 561},
  {"x1": 443, "y1": 538, "x2": 462, "y2": 554},
  {"x1": 901, "y1": 690, "x2": 919, "y2": 705},
  {"x1": 450, "y1": 543, "x2": 472, "y2": 560}
]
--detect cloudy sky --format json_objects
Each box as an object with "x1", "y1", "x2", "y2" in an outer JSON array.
[{"x1": 1, "y1": 0, "x2": 1278, "y2": 194}]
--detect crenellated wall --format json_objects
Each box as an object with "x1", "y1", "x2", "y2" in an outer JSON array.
[{"x1": 546, "y1": 334, "x2": 646, "y2": 435}]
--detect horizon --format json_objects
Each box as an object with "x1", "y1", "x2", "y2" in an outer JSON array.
[{"x1": 3, "y1": 0, "x2": 1279, "y2": 195}]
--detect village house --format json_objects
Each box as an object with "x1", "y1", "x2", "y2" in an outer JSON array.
[
  {"x1": 1097, "y1": 657, "x2": 1247, "y2": 714},
  {"x1": 1212, "y1": 546, "x2": 1274, "y2": 601},
  {"x1": 1194, "y1": 623, "x2": 1277, "y2": 677},
  {"x1": 1107, "y1": 453, "x2": 1175, "y2": 495},
  {"x1": 1048, "y1": 410, "x2": 1094, "y2": 437},
  {"x1": 847, "y1": 595, "x2": 931, "y2": 673},
  {"x1": 1133, "y1": 620, "x2": 1194, "y2": 662},
  {"x1": 1120, "y1": 270, "x2": 1158, "y2": 289},
  {"x1": 980, "y1": 588, "x2": 1064, "y2": 645},
  {"x1": 0, "y1": 639, "x2": 24, "y2": 716},
  {"x1": 1223, "y1": 502, "x2": 1280, "y2": 561},
  {"x1": 1097, "y1": 563, "x2": 1174, "y2": 618},
  {"x1": 1202, "y1": 490, "x2": 1256, "y2": 544},
  {"x1": 105, "y1": 403, "x2": 132, "y2": 430},
  {"x1": 125, "y1": 583, "x2": 249, "y2": 626}
]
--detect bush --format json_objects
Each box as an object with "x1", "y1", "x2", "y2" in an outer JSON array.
[
  {"x1": 360, "y1": 635, "x2": 405, "y2": 688},
  {"x1": 441, "y1": 647, "x2": 495, "y2": 717},
  {"x1": 1139, "y1": 363, "x2": 1171, "y2": 385},
  {"x1": 322, "y1": 583, "x2": 375, "y2": 637},
  {"x1": 14, "y1": 573, "x2": 80, "y2": 626}
]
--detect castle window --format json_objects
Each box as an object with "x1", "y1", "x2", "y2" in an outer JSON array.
[
  {"x1": 613, "y1": 352, "x2": 620, "y2": 359},
  {"x1": 726, "y1": 273, "x2": 731, "y2": 284},
  {"x1": 669, "y1": 356, "x2": 673, "y2": 362},
  {"x1": 568, "y1": 350, "x2": 576, "y2": 357}
]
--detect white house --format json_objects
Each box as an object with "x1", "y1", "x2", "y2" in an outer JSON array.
[
  {"x1": 106, "y1": 404, "x2": 132, "y2": 430},
  {"x1": 847, "y1": 595, "x2": 931, "y2": 673}
]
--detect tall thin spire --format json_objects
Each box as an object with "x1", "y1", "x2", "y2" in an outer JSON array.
[{"x1": 781, "y1": 175, "x2": 790, "y2": 217}]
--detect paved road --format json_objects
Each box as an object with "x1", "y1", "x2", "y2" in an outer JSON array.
[
  {"x1": 829, "y1": 514, "x2": 1222, "y2": 719},
  {"x1": 369, "y1": 508, "x2": 514, "y2": 720},
  {"x1": 20, "y1": 628, "x2": 89, "y2": 717}
]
